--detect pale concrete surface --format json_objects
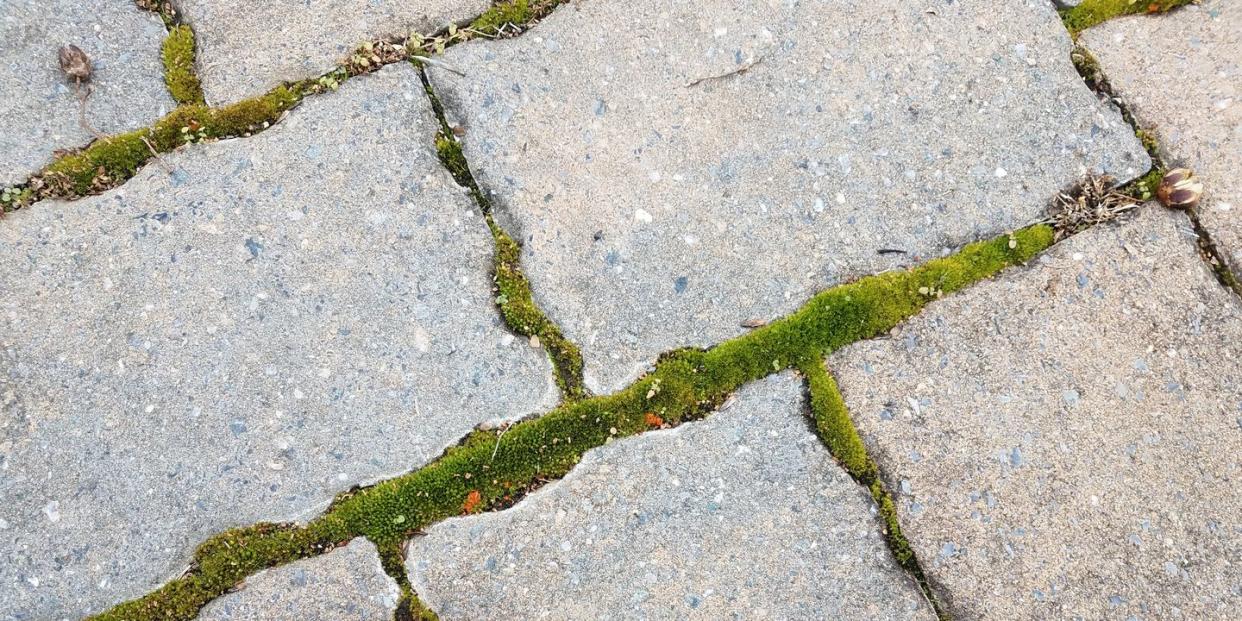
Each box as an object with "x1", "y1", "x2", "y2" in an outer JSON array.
[
  {"x1": 1081, "y1": 0, "x2": 1242, "y2": 278},
  {"x1": 178, "y1": 0, "x2": 490, "y2": 105},
  {"x1": 406, "y1": 374, "x2": 936, "y2": 620},
  {"x1": 829, "y1": 206, "x2": 1242, "y2": 620},
  {"x1": 0, "y1": 0, "x2": 174, "y2": 185},
  {"x1": 430, "y1": 0, "x2": 1150, "y2": 393},
  {"x1": 196, "y1": 539, "x2": 398, "y2": 621},
  {"x1": 0, "y1": 64, "x2": 555, "y2": 619}
]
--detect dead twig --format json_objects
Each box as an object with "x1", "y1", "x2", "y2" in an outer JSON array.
[{"x1": 684, "y1": 56, "x2": 764, "y2": 88}]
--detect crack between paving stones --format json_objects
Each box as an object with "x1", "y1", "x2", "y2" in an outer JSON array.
[
  {"x1": 414, "y1": 62, "x2": 589, "y2": 403},
  {"x1": 1067, "y1": 38, "x2": 1242, "y2": 299},
  {"x1": 799, "y1": 360, "x2": 951, "y2": 620},
  {"x1": 83, "y1": 223, "x2": 1055, "y2": 621},
  {"x1": 0, "y1": 1, "x2": 566, "y2": 215}
]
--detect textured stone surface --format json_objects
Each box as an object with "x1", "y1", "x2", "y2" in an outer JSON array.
[
  {"x1": 829, "y1": 206, "x2": 1242, "y2": 620},
  {"x1": 178, "y1": 0, "x2": 490, "y2": 105},
  {"x1": 0, "y1": 0, "x2": 174, "y2": 185},
  {"x1": 0, "y1": 64, "x2": 555, "y2": 619},
  {"x1": 430, "y1": 0, "x2": 1150, "y2": 393},
  {"x1": 1081, "y1": 0, "x2": 1242, "y2": 277},
  {"x1": 406, "y1": 374, "x2": 935, "y2": 620},
  {"x1": 197, "y1": 539, "x2": 398, "y2": 621}
]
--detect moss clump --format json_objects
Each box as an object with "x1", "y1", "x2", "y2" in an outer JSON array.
[
  {"x1": 162, "y1": 25, "x2": 204, "y2": 105},
  {"x1": 470, "y1": 0, "x2": 533, "y2": 34},
  {"x1": 89, "y1": 225, "x2": 1051, "y2": 621},
  {"x1": 802, "y1": 361, "x2": 875, "y2": 480},
  {"x1": 35, "y1": 86, "x2": 301, "y2": 198},
  {"x1": 1060, "y1": 0, "x2": 1196, "y2": 36}
]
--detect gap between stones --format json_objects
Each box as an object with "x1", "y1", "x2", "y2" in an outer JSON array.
[
  {"x1": 1064, "y1": 13, "x2": 1242, "y2": 298},
  {"x1": 0, "y1": 0, "x2": 563, "y2": 213},
  {"x1": 83, "y1": 219, "x2": 1054, "y2": 619}
]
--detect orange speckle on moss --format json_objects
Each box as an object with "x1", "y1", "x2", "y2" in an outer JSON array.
[
  {"x1": 644, "y1": 412, "x2": 664, "y2": 427},
  {"x1": 462, "y1": 490, "x2": 482, "y2": 514}
]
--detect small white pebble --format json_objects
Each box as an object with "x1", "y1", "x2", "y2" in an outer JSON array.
[
  {"x1": 634, "y1": 208, "x2": 653, "y2": 223},
  {"x1": 994, "y1": 167, "x2": 1007, "y2": 178}
]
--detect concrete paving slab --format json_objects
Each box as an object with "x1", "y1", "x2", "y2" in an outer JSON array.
[
  {"x1": 430, "y1": 0, "x2": 1150, "y2": 393},
  {"x1": 829, "y1": 206, "x2": 1242, "y2": 620},
  {"x1": 0, "y1": 63, "x2": 555, "y2": 619},
  {"x1": 0, "y1": 0, "x2": 174, "y2": 185},
  {"x1": 1081, "y1": 0, "x2": 1242, "y2": 277}
]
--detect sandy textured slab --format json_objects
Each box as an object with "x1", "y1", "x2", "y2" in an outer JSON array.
[
  {"x1": 0, "y1": 64, "x2": 555, "y2": 619},
  {"x1": 196, "y1": 539, "x2": 397, "y2": 620},
  {"x1": 178, "y1": 0, "x2": 490, "y2": 105},
  {"x1": 0, "y1": 0, "x2": 174, "y2": 185},
  {"x1": 430, "y1": 0, "x2": 1149, "y2": 393},
  {"x1": 406, "y1": 374, "x2": 935, "y2": 620},
  {"x1": 829, "y1": 206, "x2": 1242, "y2": 619},
  {"x1": 1081, "y1": 0, "x2": 1242, "y2": 277}
]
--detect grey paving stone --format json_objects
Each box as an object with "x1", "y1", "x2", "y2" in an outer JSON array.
[
  {"x1": 828, "y1": 206, "x2": 1242, "y2": 620},
  {"x1": 1081, "y1": 0, "x2": 1242, "y2": 277},
  {"x1": 0, "y1": 64, "x2": 556, "y2": 619},
  {"x1": 196, "y1": 538, "x2": 398, "y2": 621},
  {"x1": 406, "y1": 374, "x2": 936, "y2": 620},
  {"x1": 178, "y1": 0, "x2": 490, "y2": 105},
  {"x1": 0, "y1": 0, "x2": 174, "y2": 186},
  {"x1": 430, "y1": 0, "x2": 1150, "y2": 393}
]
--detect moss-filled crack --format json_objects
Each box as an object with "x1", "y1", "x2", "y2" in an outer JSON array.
[
  {"x1": 417, "y1": 63, "x2": 588, "y2": 402},
  {"x1": 801, "y1": 360, "x2": 949, "y2": 620},
  {"x1": 1, "y1": 0, "x2": 568, "y2": 214},
  {"x1": 1059, "y1": 0, "x2": 1197, "y2": 37},
  {"x1": 374, "y1": 541, "x2": 440, "y2": 621},
  {"x1": 85, "y1": 224, "x2": 1052, "y2": 621}
]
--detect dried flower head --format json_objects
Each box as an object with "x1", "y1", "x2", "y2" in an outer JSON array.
[
  {"x1": 1156, "y1": 168, "x2": 1203, "y2": 209},
  {"x1": 1047, "y1": 174, "x2": 1139, "y2": 239},
  {"x1": 58, "y1": 44, "x2": 92, "y2": 82}
]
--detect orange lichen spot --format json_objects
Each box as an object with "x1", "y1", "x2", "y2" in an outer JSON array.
[
  {"x1": 644, "y1": 412, "x2": 664, "y2": 427},
  {"x1": 462, "y1": 490, "x2": 482, "y2": 514}
]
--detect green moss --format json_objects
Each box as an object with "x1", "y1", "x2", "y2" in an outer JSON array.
[
  {"x1": 470, "y1": 0, "x2": 533, "y2": 34},
  {"x1": 162, "y1": 25, "x2": 204, "y2": 105},
  {"x1": 428, "y1": 80, "x2": 588, "y2": 401},
  {"x1": 1060, "y1": 0, "x2": 1196, "y2": 36},
  {"x1": 34, "y1": 86, "x2": 301, "y2": 198},
  {"x1": 802, "y1": 361, "x2": 875, "y2": 480},
  {"x1": 802, "y1": 360, "x2": 949, "y2": 619},
  {"x1": 88, "y1": 225, "x2": 1051, "y2": 621},
  {"x1": 374, "y1": 542, "x2": 440, "y2": 621}
]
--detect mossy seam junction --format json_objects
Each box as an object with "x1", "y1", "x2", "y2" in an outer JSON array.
[
  {"x1": 0, "y1": 1, "x2": 564, "y2": 215},
  {"x1": 87, "y1": 225, "x2": 1053, "y2": 621},
  {"x1": 1064, "y1": 15, "x2": 1242, "y2": 297}
]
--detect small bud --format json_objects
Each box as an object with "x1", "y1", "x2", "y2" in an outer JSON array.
[
  {"x1": 1156, "y1": 168, "x2": 1203, "y2": 209},
  {"x1": 58, "y1": 44, "x2": 92, "y2": 82}
]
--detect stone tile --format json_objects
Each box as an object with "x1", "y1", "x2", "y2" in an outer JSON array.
[
  {"x1": 196, "y1": 539, "x2": 398, "y2": 621},
  {"x1": 0, "y1": 0, "x2": 174, "y2": 186},
  {"x1": 828, "y1": 206, "x2": 1242, "y2": 620},
  {"x1": 429, "y1": 0, "x2": 1150, "y2": 393},
  {"x1": 178, "y1": 0, "x2": 490, "y2": 105},
  {"x1": 1081, "y1": 0, "x2": 1242, "y2": 277},
  {"x1": 405, "y1": 374, "x2": 936, "y2": 620},
  {"x1": 0, "y1": 64, "x2": 556, "y2": 619}
]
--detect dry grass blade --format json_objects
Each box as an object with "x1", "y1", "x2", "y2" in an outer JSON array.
[{"x1": 1045, "y1": 174, "x2": 1139, "y2": 239}]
